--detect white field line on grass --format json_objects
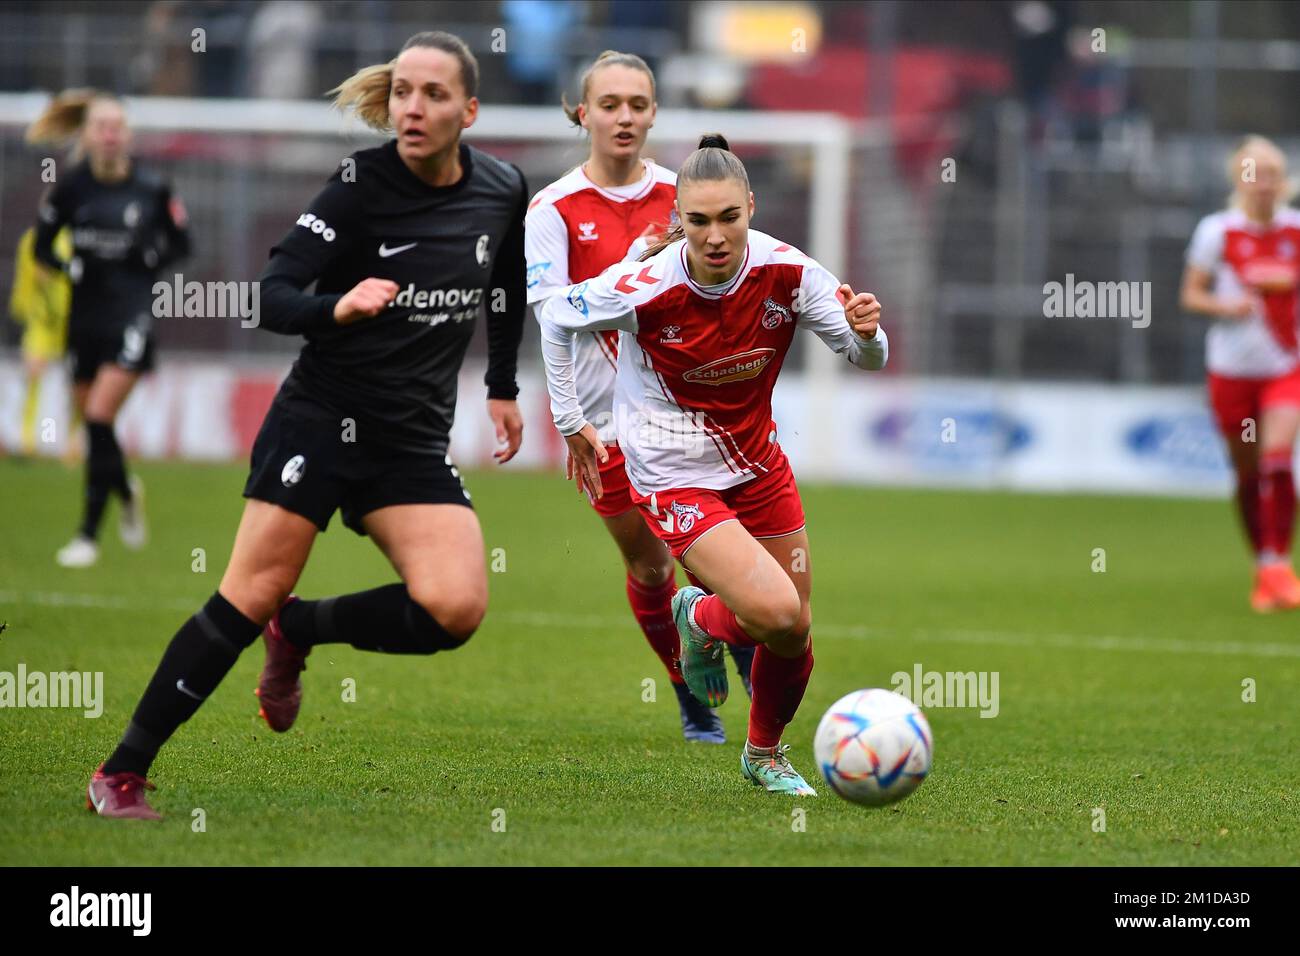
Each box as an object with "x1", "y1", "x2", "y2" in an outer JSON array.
[{"x1": 3, "y1": 590, "x2": 1299, "y2": 660}]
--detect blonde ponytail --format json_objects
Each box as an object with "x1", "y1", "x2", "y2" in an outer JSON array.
[
  {"x1": 329, "y1": 62, "x2": 395, "y2": 131},
  {"x1": 25, "y1": 88, "x2": 103, "y2": 146}
]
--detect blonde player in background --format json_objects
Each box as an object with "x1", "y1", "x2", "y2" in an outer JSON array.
[
  {"x1": 1182, "y1": 135, "x2": 1300, "y2": 612},
  {"x1": 26, "y1": 90, "x2": 191, "y2": 568}
]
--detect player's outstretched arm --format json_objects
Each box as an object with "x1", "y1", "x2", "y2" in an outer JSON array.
[
  {"x1": 798, "y1": 260, "x2": 889, "y2": 370},
  {"x1": 839, "y1": 283, "x2": 881, "y2": 341}
]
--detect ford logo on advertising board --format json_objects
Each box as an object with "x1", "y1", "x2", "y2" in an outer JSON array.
[
  {"x1": 871, "y1": 408, "x2": 1032, "y2": 469},
  {"x1": 1125, "y1": 414, "x2": 1226, "y2": 474}
]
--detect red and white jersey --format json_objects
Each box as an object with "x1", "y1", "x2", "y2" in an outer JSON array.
[
  {"x1": 538, "y1": 229, "x2": 889, "y2": 493},
  {"x1": 1186, "y1": 206, "x2": 1300, "y2": 378},
  {"x1": 526, "y1": 160, "x2": 677, "y2": 443}
]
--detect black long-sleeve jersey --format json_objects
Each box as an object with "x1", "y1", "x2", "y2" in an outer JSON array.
[
  {"x1": 259, "y1": 140, "x2": 527, "y2": 455},
  {"x1": 33, "y1": 160, "x2": 190, "y2": 345}
]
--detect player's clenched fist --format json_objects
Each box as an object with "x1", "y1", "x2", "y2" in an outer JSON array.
[
  {"x1": 838, "y1": 283, "x2": 881, "y2": 339},
  {"x1": 333, "y1": 277, "x2": 401, "y2": 325}
]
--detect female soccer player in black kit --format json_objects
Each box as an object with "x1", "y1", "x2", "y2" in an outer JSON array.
[
  {"x1": 86, "y1": 32, "x2": 528, "y2": 819},
  {"x1": 27, "y1": 91, "x2": 191, "y2": 568}
]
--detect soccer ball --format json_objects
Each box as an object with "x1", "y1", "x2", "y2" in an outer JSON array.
[{"x1": 814, "y1": 689, "x2": 933, "y2": 806}]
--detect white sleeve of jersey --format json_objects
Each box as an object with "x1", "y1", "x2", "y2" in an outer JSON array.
[
  {"x1": 623, "y1": 235, "x2": 651, "y2": 262},
  {"x1": 524, "y1": 201, "x2": 571, "y2": 305},
  {"x1": 1186, "y1": 214, "x2": 1224, "y2": 271},
  {"x1": 796, "y1": 259, "x2": 889, "y2": 371},
  {"x1": 538, "y1": 269, "x2": 640, "y2": 436}
]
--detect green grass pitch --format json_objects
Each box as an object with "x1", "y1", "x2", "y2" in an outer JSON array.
[{"x1": 0, "y1": 458, "x2": 1296, "y2": 866}]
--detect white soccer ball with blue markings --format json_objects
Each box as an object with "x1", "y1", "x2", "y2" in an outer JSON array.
[{"x1": 814, "y1": 688, "x2": 933, "y2": 806}]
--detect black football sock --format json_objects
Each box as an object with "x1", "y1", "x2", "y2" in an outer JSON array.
[
  {"x1": 102, "y1": 592, "x2": 263, "y2": 777},
  {"x1": 277, "y1": 583, "x2": 465, "y2": 655},
  {"x1": 101, "y1": 421, "x2": 131, "y2": 500},
  {"x1": 79, "y1": 421, "x2": 122, "y2": 539}
]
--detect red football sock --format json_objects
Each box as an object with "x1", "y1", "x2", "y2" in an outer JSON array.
[
  {"x1": 1258, "y1": 450, "x2": 1295, "y2": 560},
  {"x1": 747, "y1": 640, "x2": 814, "y2": 749},
  {"x1": 1233, "y1": 467, "x2": 1262, "y2": 556},
  {"x1": 626, "y1": 574, "x2": 682, "y2": 683},
  {"x1": 693, "y1": 594, "x2": 760, "y2": 647}
]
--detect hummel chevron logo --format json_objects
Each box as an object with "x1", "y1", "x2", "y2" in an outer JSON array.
[
  {"x1": 378, "y1": 242, "x2": 417, "y2": 258},
  {"x1": 647, "y1": 492, "x2": 673, "y2": 532},
  {"x1": 615, "y1": 266, "x2": 659, "y2": 294}
]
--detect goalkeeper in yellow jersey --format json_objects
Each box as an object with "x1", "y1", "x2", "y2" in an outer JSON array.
[{"x1": 8, "y1": 225, "x2": 77, "y2": 459}]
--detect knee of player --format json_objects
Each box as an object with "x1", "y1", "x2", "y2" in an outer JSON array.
[
  {"x1": 224, "y1": 570, "x2": 296, "y2": 626},
  {"x1": 749, "y1": 588, "x2": 802, "y2": 639},
  {"x1": 627, "y1": 558, "x2": 675, "y2": 589},
  {"x1": 439, "y1": 602, "x2": 485, "y2": 644},
  {"x1": 770, "y1": 601, "x2": 803, "y2": 639},
  {"x1": 407, "y1": 587, "x2": 485, "y2": 647}
]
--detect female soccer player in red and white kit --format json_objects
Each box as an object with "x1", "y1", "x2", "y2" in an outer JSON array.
[
  {"x1": 527, "y1": 53, "x2": 753, "y2": 743},
  {"x1": 539, "y1": 135, "x2": 887, "y2": 794},
  {"x1": 1182, "y1": 136, "x2": 1300, "y2": 612}
]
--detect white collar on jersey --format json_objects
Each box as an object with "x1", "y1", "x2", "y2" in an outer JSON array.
[
  {"x1": 1232, "y1": 210, "x2": 1288, "y2": 233},
  {"x1": 680, "y1": 242, "x2": 752, "y2": 299},
  {"x1": 579, "y1": 159, "x2": 656, "y2": 203}
]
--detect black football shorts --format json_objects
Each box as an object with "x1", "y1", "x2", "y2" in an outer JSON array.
[
  {"x1": 70, "y1": 322, "x2": 157, "y2": 383},
  {"x1": 242, "y1": 399, "x2": 472, "y2": 535}
]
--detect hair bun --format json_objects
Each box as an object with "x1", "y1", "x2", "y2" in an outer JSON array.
[{"x1": 698, "y1": 133, "x2": 730, "y2": 151}]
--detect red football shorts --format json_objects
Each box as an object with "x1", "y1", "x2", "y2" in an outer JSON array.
[
  {"x1": 1207, "y1": 366, "x2": 1300, "y2": 440},
  {"x1": 630, "y1": 451, "x2": 807, "y2": 559}
]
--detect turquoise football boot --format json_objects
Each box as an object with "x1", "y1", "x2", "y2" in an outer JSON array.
[
  {"x1": 671, "y1": 585, "x2": 729, "y2": 707},
  {"x1": 741, "y1": 743, "x2": 818, "y2": 796}
]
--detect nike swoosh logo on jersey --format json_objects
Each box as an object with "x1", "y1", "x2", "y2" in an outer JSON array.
[
  {"x1": 378, "y1": 242, "x2": 417, "y2": 258},
  {"x1": 176, "y1": 679, "x2": 204, "y2": 701}
]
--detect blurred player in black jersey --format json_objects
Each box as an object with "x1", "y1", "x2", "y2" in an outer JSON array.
[
  {"x1": 26, "y1": 90, "x2": 191, "y2": 568},
  {"x1": 86, "y1": 32, "x2": 528, "y2": 819}
]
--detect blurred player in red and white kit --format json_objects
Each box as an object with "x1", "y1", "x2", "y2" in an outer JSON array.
[
  {"x1": 1182, "y1": 136, "x2": 1300, "y2": 612},
  {"x1": 527, "y1": 52, "x2": 754, "y2": 743},
  {"x1": 538, "y1": 135, "x2": 887, "y2": 794}
]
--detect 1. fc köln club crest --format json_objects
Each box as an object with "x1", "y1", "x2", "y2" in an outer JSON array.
[
  {"x1": 670, "y1": 501, "x2": 705, "y2": 533},
  {"x1": 761, "y1": 296, "x2": 793, "y2": 330}
]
